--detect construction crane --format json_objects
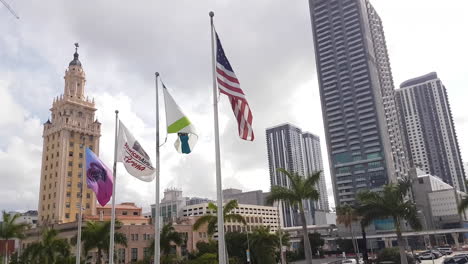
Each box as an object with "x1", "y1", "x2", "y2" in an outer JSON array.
[{"x1": 0, "y1": 0, "x2": 19, "y2": 19}]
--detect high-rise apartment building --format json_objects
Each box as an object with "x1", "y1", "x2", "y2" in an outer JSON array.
[
  {"x1": 38, "y1": 46, "x2": 101, "y2": 224},
  {"x1": 308, "y1": 0, "x2": 408, "y2": 206},
  {"x1": 266, "y1": 123, "x2": 328, "y2": 227},
  {"x1": 303, "y1": 133, "x2": 329, "y2": 211},
  {"x1": 396, "y1": 72, "x2": 466, "y2": 192}
]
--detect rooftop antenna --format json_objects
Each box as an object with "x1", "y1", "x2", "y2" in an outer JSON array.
[{"x1": 0, "y1": 0, "x2": 20, "y2": 19}]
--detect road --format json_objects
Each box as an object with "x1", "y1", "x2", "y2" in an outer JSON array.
[{"x1": 292, "y1": 251, "x2": 468, "y2": 264}]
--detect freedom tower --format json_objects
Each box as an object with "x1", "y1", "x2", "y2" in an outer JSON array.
[{"x1": 38, "y1": 44, "x2": 101, "y2": 225}]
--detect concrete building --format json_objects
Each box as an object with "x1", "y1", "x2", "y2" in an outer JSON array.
[
  {"x1": 266, "y1": 123, "x2": 329, "y2": 227},
  {"x1": 396, "y1": 72, "x2": 466, "y2": 192},
  {"x1": 38, "y1": 44, "x2": 101, "y2": 224},
  {"x1": 86, "y1": 202, "x2": 150, "y2": 225},
  {"x1": 151, "y1": 189, "x2": 212, "y2": 223},
  {"x1": 182, "y1": 202, "x2": 280, "y2": 233},
  {"x1": 10, "y1": 210, "x2": 38, "y2": 229},
  {"x1": 409, "y1": 168, "x2": 468, "y2": 230},
  {"x1": 223, "y1": 188, "x2": 269, "y2": 206},
  {"x1": 309, "y1": 0, "x2": 409, "y2": 206},
  {"x1": 186, "y1": 197, "x2": 212, "y2": 206}
]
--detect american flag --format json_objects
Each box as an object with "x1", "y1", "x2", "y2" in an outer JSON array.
[{"x1": 215, "y1": 32, "x2": 254, "y2": 141}]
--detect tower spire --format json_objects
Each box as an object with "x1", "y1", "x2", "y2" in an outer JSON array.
[{"x1": 69, "y1": 42, "x2": 82, "y2": 67}]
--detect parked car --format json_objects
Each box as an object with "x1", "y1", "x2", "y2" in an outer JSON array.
[
  {"x1": 417, "y1": 250, "x2": 442, "y2": 260},
  {"x1": 419, "y1": 252, "x2": 436, "y2": 260},
  {"x1": 438, "y1": 247, "x2": 453, "y2": 255},
  {"x1": 443, "y1": 255, "x2": 468, "y2": 264},
  {"x1": 342, "y1": 259, "x2": 364, "y2": 264}
]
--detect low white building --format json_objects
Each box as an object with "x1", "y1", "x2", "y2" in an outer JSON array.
[
  {"x1": 182, "y1": 202, "x2": 280, "y2": 233},
  {"x1": 410, "y1": 167, "x2": 468, "y2": 229}
]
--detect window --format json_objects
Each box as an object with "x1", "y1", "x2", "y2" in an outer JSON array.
[
  {"x1": 66, "y1": 203, "x2": 70, "y2": 208},
  {"x1": 133, "y1": 212, "x2": 138, "y2": 216},
  {"x1": 67, "y1": 192, "x2": 71, "y2": 197},
  {"x1": 65, "y1": 213, "x2": 70, "y2": 219},
  {"x1": 67, "y1": 182, "x2": 72, "y2": 187},
  {"x1": 68, "y1": 161, "x2": 73, "y2": 167},
  {"x1": 69, "y1": 151, "x2": 73, "y2": 157},
  {"x1": 123, "y1": 211, "x2": 128, "y2": 216},
  {"x1": 78, "y1": 163, "x2": 82, "y2": 168},
  {"x1": 131, "y1": 248, "x2": 138, "y2": 262},
  {"x1": 144, "y1": 247, "x2": 150, "y2": 258},
  {"x1": 117, "y1": 248, "x2": 126, "y2": 264},
  {"x1": 86, "y1": 193, "x2": 91, "y2": 199},
  {"x1": 69, "y1": 142, "x2": 74, "y2": 147},
  {"x1": 79, "y1": 153, "x2": 83, "y2": 158},
  {"x1": 367, "y1": 152, "x2": 381, "y2": 159},
  {"x1": 68, "y1": 171, "x2": 72, "y2": 177},
  {"x1": 86, "y1": 203, "x2": 90, "y2": 209}
]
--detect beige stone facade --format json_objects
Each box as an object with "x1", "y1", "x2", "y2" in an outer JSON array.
[{"x1": 38, "y1": 47, "x2": 101, "y2": 225}]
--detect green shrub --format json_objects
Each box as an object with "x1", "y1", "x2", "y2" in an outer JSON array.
[{"x1": 376, "y1": 248, "x2": 416, "y2": 264}]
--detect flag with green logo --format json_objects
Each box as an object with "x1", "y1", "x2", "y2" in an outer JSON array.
[{"x1": 163, "y1": 84, "x2": 198, "y2": 154}]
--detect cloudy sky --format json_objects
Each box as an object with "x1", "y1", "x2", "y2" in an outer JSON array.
[{"x1": 1, "y1": 0, "x2": 467, "y2": 213}]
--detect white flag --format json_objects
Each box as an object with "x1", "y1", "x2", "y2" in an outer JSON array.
[
  {"x1": 163, "y1": 84, "x2": 198, "y2": 154},
  {"x1": 117, "y1": 121, "x2": 155, "y2": 182}
]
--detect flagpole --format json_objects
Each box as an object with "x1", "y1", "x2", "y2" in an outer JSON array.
[
  {"x1": 109, "y1": 110, "x2": 119, "y2": 264},
  {"x1": 154, "y1": 72, "x2": 161, "y2": 264},
  {"x1": 76, "y1": 135, "x2": 86, "y2": 264},
  {"x1": 209, "y1": 11, "x2": 227, "y2": 264}
]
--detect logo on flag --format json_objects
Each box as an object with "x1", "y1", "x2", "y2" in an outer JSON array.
[
  {"x1": 117, "y1": 121, "x2": 155, "y2": 182},
  {"x1": 215, "y1": 32, "x2": 254, "y2": 141},
  {"x1": 85, "y1": 148, "x2": 113, "y2": 206},
  {"x1": 163, "y1": 83, "x2": 198, "y2": 154}
]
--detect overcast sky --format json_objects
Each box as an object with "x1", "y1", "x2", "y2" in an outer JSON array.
[{"x1": 1, "y1": 0, "x2": 467, "y2": 213}]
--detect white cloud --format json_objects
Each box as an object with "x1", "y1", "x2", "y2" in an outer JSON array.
[{"x1": 1, "y1": 0, "x2": 468, "y2": 214}]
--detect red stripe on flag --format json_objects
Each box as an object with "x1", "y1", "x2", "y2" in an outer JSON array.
[
  {"x1": 216, "y1": 68, "x2": 240, "y2": 84},
  {"x1": 217, "y1": 77, "x2": 245, "y2": 96}
]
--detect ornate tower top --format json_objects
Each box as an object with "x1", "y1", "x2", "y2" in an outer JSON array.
[
  {"x1": 69, "y1": 43, "x2": 82, "y2": 67},
  {"x1": 63, "y1": 42, "x2": 86, "y2": 99}
]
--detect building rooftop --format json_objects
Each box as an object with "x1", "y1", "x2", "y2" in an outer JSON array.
[{"x1": 400, "y1": 72, "x2": 438, "y2": 88}]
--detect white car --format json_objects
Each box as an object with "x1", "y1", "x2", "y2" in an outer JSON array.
[{"x1": 342, "y1": 259, "x2": 364, "y2": 264}]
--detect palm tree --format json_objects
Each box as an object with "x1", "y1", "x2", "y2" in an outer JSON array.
[
  {"x1": 149, "y1": 222, "x2": 183, "y2": 257},
  {"x1": 193, "y1": 200, "x2": 246, "y2": 237},
  {"x1": 357, "y1": 179, "x2": 421, "y2": 264},
  {"x1": 249, "y1": 226, "x2": 278, "y2": 264},
  {"x1": 266, "y1": 168, "x2": 321, "y2": 264},
  {"x1": 79, "y1": 220, "x2": 127, "y2": 264},
  {"x1": 0, "y1": 211, "x2": 29, "y2": 263},
  {"x1": 458, "y1": 195, "x2": 468, "y2": 215},
  {"x1": 336, "y1": 205, "x2": 360, "y2": 259},
  {"x1": 21, "y1": 228, "x2": 71, "y2": 264}
]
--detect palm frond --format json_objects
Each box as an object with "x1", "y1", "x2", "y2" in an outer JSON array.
[
  {"x1": 266, "y1": 185, "x2": 299, "y2": 206},
  {"x1": 193, "y1": 215, "x2": 216, "y2": 231},
  {"x1": 459, "y1": 196, "x2": 468, "y2": 213},
  {"x1": 223, "y1": 200, "x2": 239, "y2": 215},
  {"x1": 225, "y1": 213, "x2": 246, "y2": 225}
]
